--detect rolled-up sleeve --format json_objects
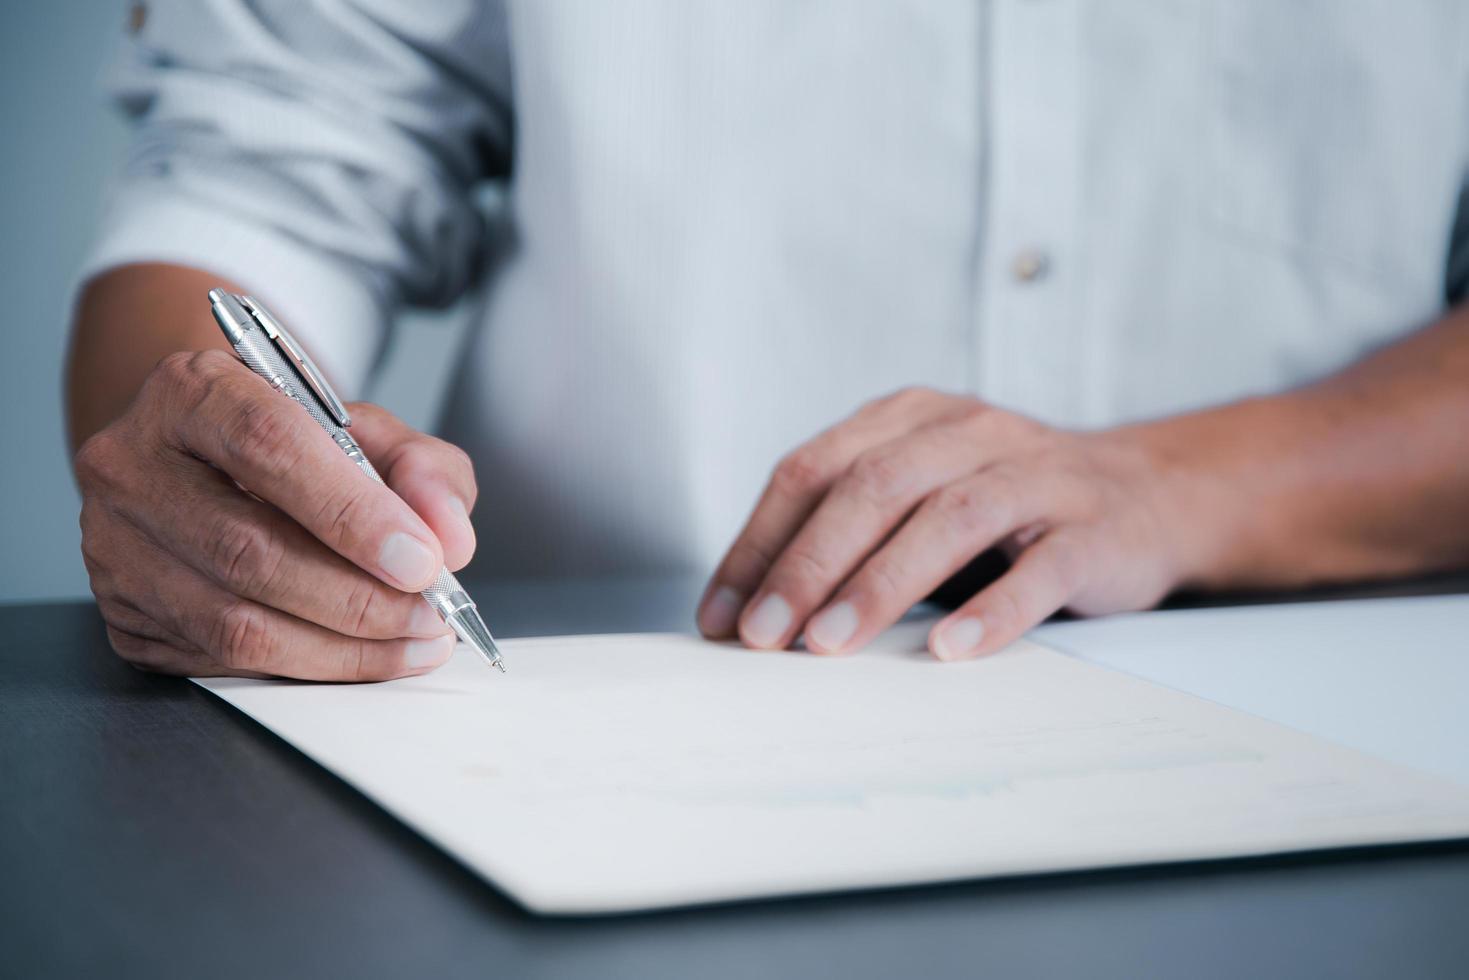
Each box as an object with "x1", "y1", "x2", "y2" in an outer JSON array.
[{"x1": 81, "y1": 0, "x2": 514, "y2": 393}]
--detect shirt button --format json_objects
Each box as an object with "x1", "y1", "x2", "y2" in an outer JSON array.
[{"x1": 1010, "y1": 248, "x2": 1050, "y2": 283}]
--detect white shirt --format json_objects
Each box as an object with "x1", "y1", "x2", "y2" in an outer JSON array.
[{"x1": 84, "y1": 1, "x2": 1469, "y2": 579}]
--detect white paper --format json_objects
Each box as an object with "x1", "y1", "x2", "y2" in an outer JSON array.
[
  {"x1": 1034, "y1": 595, "x2": 1469, "y2": 785},
  {"x1": 197, "y1": 620, "x2": 1469, "y2": 914}
]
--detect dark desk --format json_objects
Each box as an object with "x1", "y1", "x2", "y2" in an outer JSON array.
[{"x1": 4, "y1": 576, "x2": 1468, "y2": 979}]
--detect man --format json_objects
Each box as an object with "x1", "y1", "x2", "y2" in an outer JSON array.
[{"x1": 69, "y1": 2, "x2": 1469, "y2": 679}]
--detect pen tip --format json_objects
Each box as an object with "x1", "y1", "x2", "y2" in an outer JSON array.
[{"x1": 445, "y1": 605, "x2": 507, "y2": 674}]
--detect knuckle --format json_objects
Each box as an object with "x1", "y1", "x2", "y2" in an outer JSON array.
[
  {"x1": 771, "y1": 448, "x2": 829, "y2": 496},
  {"x1": 957, "y1": 403, "x2": 1021, "y2": 438},
  {"x1": 194, "y1": 348, "x2": 236, "y2": 367},
  {"x1": 225, "y1": 400, "x2": 306, "y2": 476},
  {"x1": 153, "y1": 350, "x2": 200, "y2": 390},
  {"x1": 105, "y1": 624, "x2": 185, "y2": 675},
  {"x1": 97, "y1": 599, "x2": 150, "y2": 636},
  {"x1": 931, "y1": 483, "x2": 994, "y2": 537},
  {"x1": 848, "y1": 449, "x2": 910, "y2": 503},
  {"x1": 442, "y1": 441, "x2": 476, "y2": 482},
  {"x1": 775, "y1": 547, "x2": 836, "y2": 593},
  {"x1": 341, "y1": 638, "x2": 402, "y2": 682},
  {"x1": 105, "y1": 625, "x2": 149, "y2": 662},
  {"x1": 932, "y1": 482, "x2": 978, "y2": 515},
  {"x1": 861, "y1": 555, "x2": 907, "y2": 601},
  {"x1": 207, "y1": 513, "x2": 286, "y2": 596},
  {"x1": 340, "y1": 576, "x2": 403, "y2": 638},
  {"x1": 935, "y1": 467, "x2": 1024, "y2": 537},
  {"x1": 313, "y1": 481, "x2": 374, "y2": 551},
  {"x1": 75, "y1": 426, "x2": 154, "y2": 495},
  {"x1": 152, "y1": 349, "x2": 229, "y2": 408},
  {"x1": 211, "y1": 600, "x2": 274, "y2": 672},
  {"x1": 875, "y1": 385, "x2": 935, "y2": 413},
  {"x1": 72, "y1": 430, "x2": 117, "y2": 487},
  {"x1": 342, "y1": 640, "x2": 372, "y2": 682},
  {"x1": 448, "y1": 444, "x2": 478, "y2": 501},
  {"x1": 189, "y1": 348, "x2": 239, "y2": 377},
  {"x1": 723, "y1": 539, "x2": 778, "y2": 585}
]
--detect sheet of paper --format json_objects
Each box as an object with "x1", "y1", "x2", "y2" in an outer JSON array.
[
  {"x1": 1035, "y1": 595, "x2": 1469, "y2": 785},
  {"x1": 197, "y1": 621, "x2": 1469, "y2": 914}
]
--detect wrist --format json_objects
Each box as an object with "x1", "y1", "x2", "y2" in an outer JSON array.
[{"x1": 1098, "y1": 406, "x2": 1261, "y2": 593}]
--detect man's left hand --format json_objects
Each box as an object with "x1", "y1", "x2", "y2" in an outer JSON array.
[{"x1": 697, "y1": 387, "x2": 1209, "y2": 660}]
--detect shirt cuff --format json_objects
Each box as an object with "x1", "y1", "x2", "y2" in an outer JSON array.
[{"x1": 78, "y1": 186, "x2": 391, "y2": 398}]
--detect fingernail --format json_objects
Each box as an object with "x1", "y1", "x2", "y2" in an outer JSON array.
[
  {"x1": 807, "y1": 600, "x2": 859, "y2": 653},
  {"x1": 699, "y1": 585, "x2": 744, "y2": 636},
  {"x1": 449, "y1": 496, "x2": 475, "y2": 542},
  {"x1": 405, "y1": 633, "x2": 456, "y2": 670},
  {"x1": 408, "y1": 602, "x2": 449, "y2": 637},
  {"x1": 935, "y1": 617, "x2": 985, "y2": 661},
  {"x1": 742, "y1": 593, "x2": 792, "y2": 648},
  {"x1": 380, "y1": 532, "x2": 438, "y2": 589}
]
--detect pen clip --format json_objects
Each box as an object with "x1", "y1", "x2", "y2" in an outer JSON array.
[{"x1": 238, "y1": 295, "x2": 353, "y2": 428}]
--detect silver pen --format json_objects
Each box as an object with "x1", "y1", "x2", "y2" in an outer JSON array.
[{"x1": 207, "y1": 288, "x2": 506, "y2": 673}]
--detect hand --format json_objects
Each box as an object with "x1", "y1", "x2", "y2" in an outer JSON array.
[
  {"x1": 76, "y1": 350, "x2": 478, "y2": 680},
  {"x1": 698, "y1": 387, "x2": 1205, "y2": 660}
]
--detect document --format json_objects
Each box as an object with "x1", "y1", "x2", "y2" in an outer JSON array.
[{"x1": 197, "y1": 620, "x2": 1469, "y2": 914}]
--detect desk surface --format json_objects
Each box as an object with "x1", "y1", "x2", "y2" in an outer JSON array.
[{"x1": 4, "y1": 576, "x2": 1469, "y2": 980}]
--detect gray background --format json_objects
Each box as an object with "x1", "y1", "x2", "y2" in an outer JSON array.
[{"x1": 0, "y1": 3, "x2": 460, "y2": 603}]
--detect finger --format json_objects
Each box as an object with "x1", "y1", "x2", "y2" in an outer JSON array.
[
  {"x1": 129, "y1": 549, "x2": 457, "y2": 681},
  {"x1": 805, "y1": 463, "x2": 1058, "y2": 654},
  {"x1": 928, "y1": 530, "x2": 1089, "y2": 661},
  {"x1": 103, "y1": 622, "x2": 276, "y2": 678},
  {"x1": 127, "y1": 455, "x2": 451, "y2": 640},
  {"x1": 97, "y1": 593, "x2": 196, "y2": 648},
  {"x1": 349, "y1": 403, "x2": 478, "y2": 571},
  {"x1": 697, "y1": 388, "x2": 964, "y2": 638},
  {"x1": 150, "y1": 350, "x2": 445, "y2": 592},
  {"x1": 96, "y1": 595, "x2": 262, "y2": 676},
  {"x1": 739, "y1": 415, "x2": 1010, "y2": 650},
  {"x1": 106, "y1": 624, "x2": 222, "y2": 676}
]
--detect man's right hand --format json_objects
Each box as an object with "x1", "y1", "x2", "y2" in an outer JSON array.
[{"x1": 75, "y1": 349, "x2": 479, "y2": 680}]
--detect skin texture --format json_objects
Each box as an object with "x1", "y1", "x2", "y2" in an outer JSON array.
[
  {"x1": 697, "y1": 306, "x2": 1469, "y2": 660},
  {"x1": 69, "y1": 264, "x2": 477, "y2": 680}
]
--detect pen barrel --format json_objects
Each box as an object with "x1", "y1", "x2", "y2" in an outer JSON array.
[
  {"x1": 229, "y1": 330, "x2": 468, "y2": 614},
  {"x1": 231, "y1": 327, "x2": 342, "y2": 436}
]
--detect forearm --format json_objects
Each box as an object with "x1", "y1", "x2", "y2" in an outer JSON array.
[
  {"x1": 1132, "y1": 305, "x2": 1469, "y2": 591},
  {"x1": 65, "y1": 263, "x2": 244, "y2": 453}
]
